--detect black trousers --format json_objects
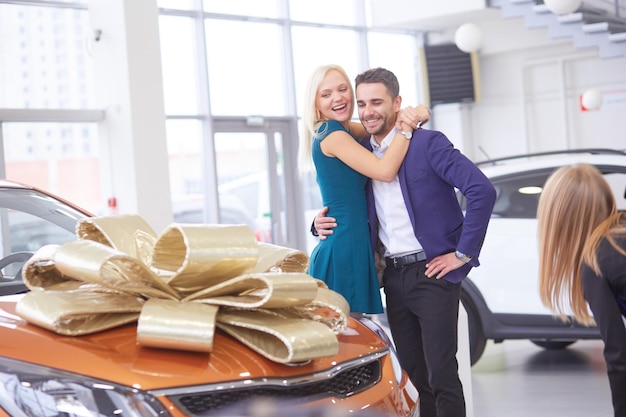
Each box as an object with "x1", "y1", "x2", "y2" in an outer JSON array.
[{"x1": 383, "y1": 260, "x2": 465, "y2": 417}]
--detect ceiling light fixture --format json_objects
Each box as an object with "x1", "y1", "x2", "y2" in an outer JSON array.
[
  {"x1": 454, "y1": 23, "x2": 483, "y2": 53},
  {"x1": 543, "y1": 0, "x2": 582, "y2": 15},
  {"x1": 581, "y1": 89, "x2": 603, "y2": 110}
]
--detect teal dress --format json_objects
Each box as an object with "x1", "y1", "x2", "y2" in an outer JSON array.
[{"x1": 308, "y1": 120, "x2": 383, "y2": 314}]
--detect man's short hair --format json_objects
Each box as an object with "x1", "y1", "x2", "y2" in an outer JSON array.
[{"x1": 355, "y1": 67, "x2": 400, "y2": 99}]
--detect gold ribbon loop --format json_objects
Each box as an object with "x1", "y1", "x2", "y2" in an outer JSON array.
[
  {"x1": 216, "y1": 309, "x2": 339, "y2": 364},
  {"x1": 77, "y1": 215, "x2": 157, "y2": 265},
  {"x1": 252, "y1": 242, "x2": 310, "y2": 273},
  {"x1": 21, "y1": 244, "x2": 67, "y2": 290},
  {"x1": 152, "y1": 224, "x2": 259, "y2": 294},
  {"x1": 293, "y1": 286, "x2": 351, "y2": 335},
  {"x1": 16, "y1": 214, "x2": 350, "y2": 364},
  {"x1": 55, "y1": 240, "x2": 179, "y2": 300},
  {"x1": 183, "y1": 272, "x2": 319, "y2": 309}
]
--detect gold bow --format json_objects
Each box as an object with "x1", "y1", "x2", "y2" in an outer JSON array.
[{"x1": 16, "y1": 215, "x2": 349, "y2": 364}]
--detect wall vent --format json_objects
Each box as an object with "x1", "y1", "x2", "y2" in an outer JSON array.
[{"x1": 420, "y1": 43, "x2": 480, "y2": 107}]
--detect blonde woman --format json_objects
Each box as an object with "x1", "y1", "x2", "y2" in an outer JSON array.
[
  {"x1": 299, "y1": 64, "x2": 429, "y2": 314},
  {"x1": 537, "y1": 163, "x2": 626, "y2": 417}
]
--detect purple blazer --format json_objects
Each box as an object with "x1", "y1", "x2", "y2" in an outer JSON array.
[{"x1": 366, "y1": 128, "x2": 496, "y2": 284}]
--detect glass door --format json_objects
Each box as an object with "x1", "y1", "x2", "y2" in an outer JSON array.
[
  {"x1": 213, "y1": 131, "x2": 275, "y2": 243},
  {"x1": 210, "y1": 117, "x2": 305, "y2": 250}
]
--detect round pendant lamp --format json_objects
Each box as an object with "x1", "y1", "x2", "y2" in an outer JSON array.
[
  {"x1": 543, "y1": 0, "x2": 582, "y2": 14},
  {"x1": 454, "y1": 23, "x2": 483, "y2": 53},
  {"x1": 581, "y1": 89, "x2": 603, "y2": 110}
]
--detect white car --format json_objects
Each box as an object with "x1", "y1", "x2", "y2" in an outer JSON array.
[{"x1": 457, "y1": 148, "x2": 626, "y2": 364}]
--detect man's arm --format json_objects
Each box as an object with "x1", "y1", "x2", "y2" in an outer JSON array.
[
  {"x1": 311, "y1": 206, "x2": 337, "y2": 240},
  {"x1": 423, "y1": 133, "x2": 496, "y2": 280}
]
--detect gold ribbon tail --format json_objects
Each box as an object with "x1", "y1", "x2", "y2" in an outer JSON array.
[
  {"x1": 137, "y1": 299, "x2": 219, "y2": 352},
  {"x1": 216, "y1": 309, "x2": 339, "y2": 364},
  {"x1": 16, "y1": 290, "x2": 143, "y2": 336}
]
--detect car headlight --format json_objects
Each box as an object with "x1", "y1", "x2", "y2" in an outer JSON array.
[
  {"x1": 357, "y1": 316, "x2": 405, "y2": 385},
  {"x1": 0, "y1": 356, "x2": 170, "y2": 417}
]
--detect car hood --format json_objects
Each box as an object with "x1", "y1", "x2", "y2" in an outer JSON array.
[{"x1": 0, "y1": 295, "x2": 386, "y2": 391}]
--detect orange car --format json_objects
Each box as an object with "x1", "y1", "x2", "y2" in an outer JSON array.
[{"x1": 0, "y1": 180, "x2": 419, "y2": 417}]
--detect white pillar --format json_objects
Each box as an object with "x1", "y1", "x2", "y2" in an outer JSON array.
[{"x1": 87, "y1": 0, "x2": 172, "y2": 231}]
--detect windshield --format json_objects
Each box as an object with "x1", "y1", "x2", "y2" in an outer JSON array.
[{"x1": 0, "y1": 187, "x2": 88, "y2": 295}]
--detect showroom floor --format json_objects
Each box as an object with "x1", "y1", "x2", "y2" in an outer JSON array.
[
  {"x1": 469, "y1": 339, "x2": 613, "y2": 417},
  {"x1": 371, "y1": 314, "x2": 613, "y2": 417}
]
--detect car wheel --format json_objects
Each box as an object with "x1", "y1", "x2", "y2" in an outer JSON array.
[
  {"x1": 530, "y1": 340, "x2": 576, "y2": 350},
  {"x1": 460, "y1": 291, "x2": 487, "y2": 366}
]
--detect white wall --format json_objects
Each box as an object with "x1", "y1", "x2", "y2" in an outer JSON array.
[
  {"x1": 385, "y1": 5, "x2": 626, "y2": 161},
  {"x1": 371, "y1": 0, "x2": 491, "y2": 31},
  {"x1": 471, "y1": 43, "x2": 625, "y2": 161}
]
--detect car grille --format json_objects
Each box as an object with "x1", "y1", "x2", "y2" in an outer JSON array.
[{"x1": 169, "y1": 358, "x2": 382, "y2": 416}]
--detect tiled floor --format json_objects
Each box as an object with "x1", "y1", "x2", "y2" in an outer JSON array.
[{"x1": 470, "y1": 339, "x2": 613, "y2": 417}]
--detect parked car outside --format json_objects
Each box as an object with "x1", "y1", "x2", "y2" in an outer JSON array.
[
  {"x1": 457, "y1": 148, "x2": 626, "y2": 365},
  {"x1": 0, "y1": 180, "x2": 419, "y2": 417},
  {"x1": 173, "y1": 171, "x2": 323, "y2": 253}
]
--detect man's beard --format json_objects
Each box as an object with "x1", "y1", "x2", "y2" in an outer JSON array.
[{"x1": 363, "y1": 116, "x2": 393, "y2": 137}]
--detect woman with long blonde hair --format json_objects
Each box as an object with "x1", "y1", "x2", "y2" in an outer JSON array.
[{"x1": 537, "y1": 163, "x2": 626, "y2": 416}]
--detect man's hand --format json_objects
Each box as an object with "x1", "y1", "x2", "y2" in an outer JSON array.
[
  {"x1": 425, "y1": 252, "x2": 465, "y2": 279},
  {"x1": 313, "y1": 206, "x2": 337, "y2": 240}
]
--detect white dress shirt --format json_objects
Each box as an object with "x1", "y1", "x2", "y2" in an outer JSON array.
[{"x1": 370, "y1": 129, "x2": 423, "y2": 258}]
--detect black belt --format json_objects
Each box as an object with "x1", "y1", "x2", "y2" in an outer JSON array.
[{"x1": 385, "y1": 251, "x2": 427, "y2": 269}]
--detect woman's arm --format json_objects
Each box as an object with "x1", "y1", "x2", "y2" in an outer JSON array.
[
  {"x1": 349, "y1": 121, "x2": 368, "y2": 141},
  {"x1": 349, "y1": 105, "x2": 430, "y2": 141},
  {"x1": 320, "y1": 120, "x2": 413, "y2": 182},
  {"x1": 581, "y1": 261, "x2": 626, "y2": 415}
]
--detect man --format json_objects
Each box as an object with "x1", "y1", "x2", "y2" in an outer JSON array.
[{"x1": 313, "y1": 67, "x2": 496, "y2": 417}]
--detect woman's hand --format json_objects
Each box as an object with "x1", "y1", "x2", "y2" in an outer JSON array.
[{"x1": 396, "y1": 105, "x2": 431, "y2": 130}]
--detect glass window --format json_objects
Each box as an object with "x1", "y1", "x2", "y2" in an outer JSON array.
[
  {"x1": 602, "y1": 170, "x2": 626, "y2": 211},
  {"x1": 0, "y1": 3, "x2": 95, "y2": 109},
  {"x1": 368, "y1": 32, "x2": 420, "y2": 109},
  {"x1": 292, "y1": 26, "x2": 361, "y2": 117},
  {"x1": 3, "y1": 122, "x2": 101, "y2": 214},
  {"x1": 289, "y1": 0, "x2": 360, "y2": 26},
  {"x1": 38, "y1": 0, "x2": 86, "y2": 3},
  {"x1": 215, "y1": 132, "x2": 270, "y2": 241},
  {"x1": 166, "y1": 119, "x2": 204, "y2": 200},
  {"x1": 302, "y1": 170, "x2": 322, "y2": 253},
  {"x1": 158, "y1": 0, "x2": 196, "y2": 10},
  {"x1": 492, "y1": 178, "x2": 543, "y2": 219},
  {"x1": 0, "y1": 186, "x2": 87, "y2": 295},
  {"x1": 204, "y1": 0, "x2": 282, "y2": 18},
  {"x1": 205, "y1": 19, "x2": 287, "y2": 116},
  {"x1": 460, "y1": 167, "x2": 626, "y2": 219},
  {"x1": 0, "y1": 191, "x2": 78, "y2": 254},
  {"x1": 270, "y1": 130, "x2": 287, "y2": 244},
  {"x1": 159, "y1": 15, "x2": 201, "y2": 115}
]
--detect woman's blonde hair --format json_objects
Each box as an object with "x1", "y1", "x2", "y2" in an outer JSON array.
[
  {"x1": 537, "y1": 163, "x2": 626, "y2": 325},
  {"x1": 297, "y1": 64, "x2": 354, "y2": 175}
]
